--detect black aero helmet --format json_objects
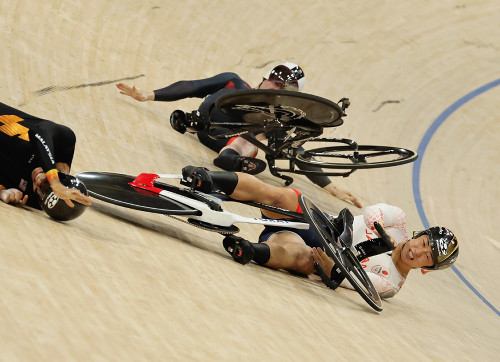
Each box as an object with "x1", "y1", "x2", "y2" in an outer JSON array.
[
  {"x1": 413, "y1": 226, "x2": 459, "y2": 271},
  {"x1": 263, "y1": 62, "x2": 306, "y2": 91},
  {"x1": 39, "y1": 172, "x2": 88, "y2": 221}
]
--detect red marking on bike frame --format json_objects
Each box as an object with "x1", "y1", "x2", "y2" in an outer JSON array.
[
  {"x1": 361, "y1": 257, "x2": 370, "y2": 269},
  {"x1": 129, "y1": 173, "x2": 163, "y2": 194}
]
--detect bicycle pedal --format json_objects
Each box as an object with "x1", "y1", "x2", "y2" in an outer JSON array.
[{"x1": 170, "y1": 110, "x2": 187, "y2": 134}]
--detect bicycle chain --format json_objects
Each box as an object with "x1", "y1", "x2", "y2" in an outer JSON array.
[{"x1": 167, "y1": 215, "x2": 238, "y2": 235}]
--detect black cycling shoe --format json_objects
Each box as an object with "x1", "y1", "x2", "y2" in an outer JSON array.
[
  {"x1": 170, "y1": 110, "x2": 208, "y2": 133},
  {"x1": 240, "y1": 157, "x2": 267, "y2": 174},
  {"x1": 223, "y1": 235, "x2": 255, "y2": 265},
  {"x1": 170, "y1": 110, "x2": 187, "y2": 134},
  {"x1": 181, "y1": 165, "x2": 214, "y2": 193},
  {"x1": 214, "y1": 155, "x2": 267, "y2": 175}
]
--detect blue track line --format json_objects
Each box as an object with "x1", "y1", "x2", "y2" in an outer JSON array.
[{"x1": 412, "y1": 78, "x2": 500, "y2": 317}]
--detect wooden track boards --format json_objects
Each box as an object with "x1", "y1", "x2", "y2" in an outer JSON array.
[{"x1": 1, "y1": 1, "x2": 499, "y2": 360}]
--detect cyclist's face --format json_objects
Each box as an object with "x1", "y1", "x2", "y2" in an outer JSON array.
[
  {"x1": 258, "y1": 79, "x2": 283, "y2": 90},
  {"x1": 400, "y1": 234, "x2": 434, "y2": 269},
  {"x1": 258, "y1": 78, "x2": 299, "y2": 91}
]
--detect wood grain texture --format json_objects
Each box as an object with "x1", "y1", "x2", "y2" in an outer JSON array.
[{"x1": 1, "y1": 1, "x2": 499, "y2": 360}]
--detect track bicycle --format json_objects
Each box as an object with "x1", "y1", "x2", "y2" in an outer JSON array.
[
  {"x1": 76, "y1": 170, "x2": 384, "y2": 311},
  {"x1": 170, "y1": 89, "x2": 417, "y2": 185}
]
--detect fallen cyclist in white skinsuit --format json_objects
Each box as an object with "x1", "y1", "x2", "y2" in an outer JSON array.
[
  {"x1": 339, "y1": 203, "x2": 414, "y2": 298},
  {"x1": 181, "y1": 166, "x2": 460, "y2": 298}
]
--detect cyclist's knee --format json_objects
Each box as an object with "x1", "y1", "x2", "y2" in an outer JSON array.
[
  {"x1": 268, "y1": 187, "x2": 299, "y2": 211},
  {"x1": 224, "y1": 137, "x2": 258, "y2": 157},
  {"x1": 292, "y1": 247, "x2": 315, "y2": 275}
]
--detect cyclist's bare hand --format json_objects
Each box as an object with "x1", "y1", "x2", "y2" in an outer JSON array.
[
  {"x1": 50, "y1": 179, "x2": 92, "y2": 208},
  {"x1": 323, "y1": 184, "x2": 362, "y2": 208},
  {"x1": 116, "y1": 83, "x2": 153, "y2": 102},
  {"x1": 312, "y1": 247, "x2": 335, "y2": 278},
  {"x1": 0, "y1": 188, "x2": 28, "y2": 205}
]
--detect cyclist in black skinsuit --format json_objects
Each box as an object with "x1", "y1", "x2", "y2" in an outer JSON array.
[
  {"x1": 116, "y1": 62, "x2": 361, "y2": 208},
  {"x1": 120, "y1": 72, "x2": 257, "y2": 166},
  {"x1": 0, "y1": 102, "x2": 91, "y2": 209}
]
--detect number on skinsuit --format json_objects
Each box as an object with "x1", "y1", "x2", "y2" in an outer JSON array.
[{"x1": 0, "y1": 115, "x2": 30, "y2": 141}]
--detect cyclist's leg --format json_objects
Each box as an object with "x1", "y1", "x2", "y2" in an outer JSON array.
[
  {"x1": 214, "y1": 136, "x2": 266, "y2": 174},
  {"x1": 263, "y1": 232, "x2": 316, "y2": 275},
  {"x1": 230, "y1": 172, "x2": 299, "y2": 216},
  {"x1": 223, "y1": 231, "x2": 315, "y2": 275},
  {"x1": 181, "y1": 167, "x2": 299, "y2": 214},
  {"x1": 219, "y1": 136, "x2": 258, "y2": 157},
  {"x1": 196, "y1": 128, "x2": 231, "y2": 153}
]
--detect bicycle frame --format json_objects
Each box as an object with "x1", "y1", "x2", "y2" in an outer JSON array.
[
  {"x1": 129, "y1": 173, "x2": 310, "y2": 230},
  {"x1": 207, "y1": 120, "x2": 361, "y2": 184},
  {"x1": 179, "y1": 91, "x2": 417, "y2": 185}
]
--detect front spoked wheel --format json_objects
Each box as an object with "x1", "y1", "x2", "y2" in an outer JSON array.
[
  {"x1": 296, "y1": 144, "x2": 417, "y2": 169},
  {"x1": 299, "y1": 195, "x2": 383, "y2": 312}
]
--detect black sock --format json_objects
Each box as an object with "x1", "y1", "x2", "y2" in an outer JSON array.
[
  {"x1": 251, "y1": 243, "x2": 271, "y2": 265},
  {"x1": 207, "y1": 170, "x2": 239, "y2": 195}
]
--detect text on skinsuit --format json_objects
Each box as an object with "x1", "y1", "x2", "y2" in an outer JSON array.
[{"x1": 34, "y1": 133, "x2": 55, "y2": 164}]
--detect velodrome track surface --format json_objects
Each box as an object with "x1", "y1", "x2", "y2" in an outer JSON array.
[{"x1": 1, "y1": 1, "x2": 499, "y2": 360}]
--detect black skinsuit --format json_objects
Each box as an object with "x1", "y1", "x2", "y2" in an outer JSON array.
[
  {"x1": 153, "y1": 73, "x2": 332, "y2": 188},
  {"x1": 0, "y1": 102, "x2": 76, "y2": 208},
  {"x1": 154, "y1": 72, "x2": 251, "y2": 152}
]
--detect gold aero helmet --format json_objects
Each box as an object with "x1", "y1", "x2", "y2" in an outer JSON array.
[
  {"x1": 263, "y1": 62, "x2": 305, "y2": 92},
  {"x1": 413, "y1": 226, "x2": 459, "y2": 271}
]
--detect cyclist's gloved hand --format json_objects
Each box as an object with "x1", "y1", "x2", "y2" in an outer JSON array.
[{"x1": 181, "y1": 166, "x2": 213, "y2": 193}]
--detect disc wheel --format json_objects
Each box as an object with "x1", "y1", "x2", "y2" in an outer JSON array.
[
  {"x1": 295, "y1": 145, "x2": 417, "y2": 169},
  {"x1": 215, "y1": 89, "x2": 344, "y2": 128},
  {"x1": 299, "y1": 195, "x2": 383, "y2": 312},
  {"x1": 75, "y1": 172, "x2": 199, "y2": 215}
]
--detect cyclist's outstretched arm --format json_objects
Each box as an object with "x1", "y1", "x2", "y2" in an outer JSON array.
[
  {"x1": 116, "y1": 72, "x2": 246, "y2": 102},
  {"x1": 295, "y1": 154, "x2": 361, "y2": 208}
]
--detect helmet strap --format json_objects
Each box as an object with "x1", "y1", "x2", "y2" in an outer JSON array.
[{"x1": 421, "y1": 268, "x2": 434, "y2": 275}]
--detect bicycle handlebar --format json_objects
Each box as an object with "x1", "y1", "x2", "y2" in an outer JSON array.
[{"x1": 373, "y1": 222, "x2": 396, "y2": 251}]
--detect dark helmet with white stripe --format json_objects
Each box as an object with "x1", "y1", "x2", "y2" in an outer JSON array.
[{"x1": 263, "y1": 62, "x2": 306, "y2": 91}]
